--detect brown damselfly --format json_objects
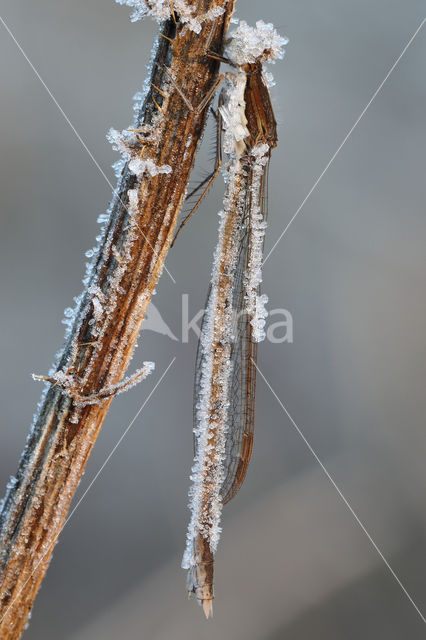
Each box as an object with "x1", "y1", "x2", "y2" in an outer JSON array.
[{"x1": 179, "y1": 21, "x2": 287, "y2": 618}]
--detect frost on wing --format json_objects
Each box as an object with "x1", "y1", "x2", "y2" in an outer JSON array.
[
  {"x1": 116, "y1": 0, "x2": 226, "y2": 33},
  {"x1": 182, "y1": 159, "x2": 247, "y2": 570}
]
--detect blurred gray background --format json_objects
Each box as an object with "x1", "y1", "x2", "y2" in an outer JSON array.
[{"x1": 1, "y1": 0, "x2": 426, "y2": 638}]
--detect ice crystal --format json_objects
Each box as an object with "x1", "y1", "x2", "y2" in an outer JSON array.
[
  {"x1": 262, "y1": 69, "x2": 276, "y2": 88},
  {"x1": 128, "y1": 156, "x2": 171, "y2": 177},
  {"x1": 115, "y1": 0, "x2": 148, "y2": 22},
  {"x1": 181, "y1": 5, "x2": 226, "y2": 34},
  {"x1": 244, "y1": 143, "x2": 270, "y2": 341},
  {"x1": 116, "y1": 0, "x2": 226, "y2": 33},
  {"x1": 107, "y1": 127, "x2": 139, "y2": 158},
  {"x1": 132, "y1": 34, "x2": 161, "y2": 128},
  {"x1": 252, "y1": 293, "x2": 268, "y2": 341},
  {"x1": 88, "y1": 284, "x2": 105, "y2": 331},
  {"x1": 225, "y1": 20, "x2": 288, "y2": 66},
  {"x1": 97, "y1": 213, "x2": 110, "y2": 225},
  {"x1": 108, "y1": 125, "x2": 170, "y2": 181},
  {"x1": 127, "y1": 188, "x2": 139, "y2": 218},
  {"x1": 219, "y1": 72, "x2": 249, "y2": 157}
]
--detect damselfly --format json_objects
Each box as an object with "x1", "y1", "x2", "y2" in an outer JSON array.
[{"x1": 179, "y1": 21, "x2": 287, "y2": 617}]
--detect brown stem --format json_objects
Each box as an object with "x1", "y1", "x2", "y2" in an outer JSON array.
[{"x1": 0, "y1": 2, "x2": 235, "y2": 636}]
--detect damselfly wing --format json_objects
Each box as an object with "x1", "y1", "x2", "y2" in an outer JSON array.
[
  {"x1": 221, "y1": 164, "x2": 271, "y2": 504},
  {"x1": 182, "y1": 21, "x2": 285, "y2": 618},
  {"x1": 194, "y1": 62, "x2": 276, "y2": 503}
]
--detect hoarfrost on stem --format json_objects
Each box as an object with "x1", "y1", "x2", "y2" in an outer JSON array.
[
  {"x1": 107, "y1": 127, "x2": 171, "y2": 181},
  {"x1": 32, "y1": 362, "x2": 155, "y2": 407},
  {"x1": 106, "y1": 127, "x2": 139, "y2": 158},
  {"x1": 116, "y1": 0, "x2": 226, "y2": 34},
  {"x1": 128, "y1": 156, "x2": 171, "y2": 178}
]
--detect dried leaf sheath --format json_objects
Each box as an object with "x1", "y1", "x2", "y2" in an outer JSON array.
[{"x1": 0, "y1": 3, "x2": 235, "y2": 637}]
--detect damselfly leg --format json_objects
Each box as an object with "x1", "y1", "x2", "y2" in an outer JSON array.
[{"x1": 171, "y1": 97, "x2": 223, "y2": 246}]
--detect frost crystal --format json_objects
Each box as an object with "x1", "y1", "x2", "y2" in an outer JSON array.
[
  {"x1": 107, "y1": 128, "x2": 138, "y2": 158},
  {"x1": 115, "y1": 0, "x2": 148, "y2": 22},
  {"x1": 262, "y1": 69, "x2": 276, "y2": 88},
  {"x1": 116, "y1": 0, "x2": 226, "y2": 33},
  {"x1": 127, "y1": 188, "x2": 139, "y2": 218},
  {"x1": 244, "y1": 143, "x2": 270, "y2": 342},
  {"x1": 128, "y1": 156, "x2": 171, "y2": 178},
  {"x1": 225, "y1": 20, "x2": 288, "y2": 66},
  {"x1": 108, "y1": 126, "x2": 171, "y2": 180},
  {"x1": 219, "y1": 73, "x2": 249, "y2": 157}
]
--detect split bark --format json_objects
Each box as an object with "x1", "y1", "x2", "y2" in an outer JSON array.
[{"x1": 0, "y1": 2, "x2": 235, "y2": 637}]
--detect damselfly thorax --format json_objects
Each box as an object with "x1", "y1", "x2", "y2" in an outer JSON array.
[{"x1": 241, "y1": 61, "x2": 278, "y2": 152}]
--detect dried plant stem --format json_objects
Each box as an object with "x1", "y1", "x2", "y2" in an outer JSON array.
[{"x1": 0, "y1": 2, "x2": 235, "y2": 637}]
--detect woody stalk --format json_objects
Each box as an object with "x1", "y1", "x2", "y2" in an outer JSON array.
[{"x1": 0, "y1": 1, "x2": 235, "y2": 637}]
